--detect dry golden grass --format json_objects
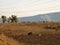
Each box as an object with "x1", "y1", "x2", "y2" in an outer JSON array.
[
  {"x1": 0, "y1": 33, "x2": 21, "y2": 45},
  {"x1": 0, "y1": 22, "x2": 60, "y2": 45}
]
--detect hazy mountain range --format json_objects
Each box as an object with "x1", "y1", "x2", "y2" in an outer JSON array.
[
  {"x1": 0, "y1": 12, "x2": 60, "y2": 23},
  {"x1": 18, "y1": 12, "x2": 60, "y2": 22}
]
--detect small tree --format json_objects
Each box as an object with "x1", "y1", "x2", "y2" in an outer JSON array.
[
  {"x1": 14, "y1": 16, "x2": 18, "y2": 22},
  {"x1": 7, "y1": 17, "x2": 11, "y2": 23},
  {"x1": 1, "y1": 16, "x2": 6, "y2": 23},
  {"x1": 11, "y1": 15, "x2": 18, "y2": 22}
]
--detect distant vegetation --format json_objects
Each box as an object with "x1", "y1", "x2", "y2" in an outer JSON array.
[
  {"x1": 1, "y1": 16, "x2": 6, "y2": 23},
  {"x1": 1, "y1": 15, "x2": 48, "y2": 23},
  {"x1": 1, "y1": 15, "x2": 18, "y2": 23}
]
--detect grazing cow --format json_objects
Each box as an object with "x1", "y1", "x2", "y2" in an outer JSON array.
[{"x1": 28, "y1": 32, "x2": 32, "y2": 35}]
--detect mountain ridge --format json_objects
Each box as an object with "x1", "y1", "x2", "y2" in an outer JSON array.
[{"x1": 18, "y1": 12, "x2": 60, "y2": 22}]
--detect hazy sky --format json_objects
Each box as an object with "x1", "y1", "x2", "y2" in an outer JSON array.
[{"x1": 0, "y1": 0, "x2": 60, "y2": 17}]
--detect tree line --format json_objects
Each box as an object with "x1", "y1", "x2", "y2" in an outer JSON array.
[{"x1": 1, "y1": 15, "x2": 18, "y2": 23}]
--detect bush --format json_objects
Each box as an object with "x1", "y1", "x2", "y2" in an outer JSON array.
[{"x1": 1, "y1": 16, "x2": 6, "y2": 23}]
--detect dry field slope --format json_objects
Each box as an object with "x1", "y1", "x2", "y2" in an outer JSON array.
[
  {"x1": 0, "y1": 22, "x2": 60, "y2": 45},
  {"x1": 0, "y1": 33, "x2": 20, "y2": 45}
]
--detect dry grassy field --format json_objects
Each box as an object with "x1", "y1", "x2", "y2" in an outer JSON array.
[{"x1": 0, "y1": 22, "x2": 60, "y2": 45}]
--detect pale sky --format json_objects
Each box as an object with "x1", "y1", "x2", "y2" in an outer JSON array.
[{"x1": 0, "y1": 0, "x2": 60, "y2": 17}]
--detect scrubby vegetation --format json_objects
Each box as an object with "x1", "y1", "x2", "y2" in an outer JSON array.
[
  {"x1": 1, "y1": 16, "x2": 6, "y2": 23},
  {"x1": 1, "y1": 15, "x2": 18, "y2": 23},
  {"x1": 0, "y1": 22, "x2": 60, "y2": 45}
]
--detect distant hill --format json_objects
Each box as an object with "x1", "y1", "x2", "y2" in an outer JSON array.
[
  {"x1": 0, "y1": 12, "x2": 60, "y2": 23},
  {"x1": 18, "y1": 12, "x2": 60, "y2": 22}
]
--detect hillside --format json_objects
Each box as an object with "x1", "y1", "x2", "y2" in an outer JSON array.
[
  {"x1": 0, "y1": 22, "x2": 60, "y2": 45},
  {"x1": 18, "y1": 12, "x2": 60, "y2": 22},
  {"x1": 0, "y1": 12, "x2": 60, "y2": 23},
  {"x1": 0, "y1": 33, "x2": 20, "y2": 45}
]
